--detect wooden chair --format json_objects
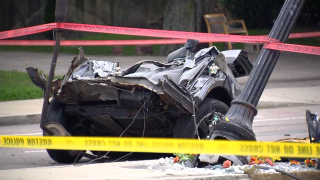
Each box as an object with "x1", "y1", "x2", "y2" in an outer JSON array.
[{"x1": 203, "y1": 14, "x2": 248, "y2": 50}]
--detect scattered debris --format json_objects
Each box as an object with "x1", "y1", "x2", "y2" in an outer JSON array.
[
  {"x1": 173, "y1": 153, "x2": 194, "y2": 165},
  {"x1": 173, "y1": 156, "x2": 179, "y2": 164},
  {"x1": 265, "y1": 158, "x2": 275, "y2": 166},
  {"x1": 305, "y1": 158, "x2": 317, "y2": 167},
  {"x1": 290, "y1": 160, "x2": 301, "y2": 165},
  {"x1": 223, "y1": 160, "x2": 232, "y2": 168},
  {"x1": 151, "y1": 157, "x2": 317, "y2": 177}
]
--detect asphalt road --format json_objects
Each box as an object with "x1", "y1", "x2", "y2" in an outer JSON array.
[{"x1": 0, "y1": 105, "x2": 319, "y2": 170}]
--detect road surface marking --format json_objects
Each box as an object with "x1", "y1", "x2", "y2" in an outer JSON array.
[
  {"x1": 24, "y1": 150, "x2": 46, "y2": 153},
  {"x1": 255, "y1": 117, "x2": 305, "y2": 122},
  {"x1": 9, "y1": 133, "x2": 42, "y2": 136}
]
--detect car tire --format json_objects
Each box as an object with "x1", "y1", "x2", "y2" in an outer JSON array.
[
  {"x1": 44, "y1": 99, "x2": 83, "y2": 163},
  {"x1": 173, "y1": 98, "x2": 229, "y2": 139}
]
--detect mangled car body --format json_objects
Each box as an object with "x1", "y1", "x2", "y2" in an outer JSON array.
[{"x1": 27, "y1": 39, "x2": 253, "y2": 163}]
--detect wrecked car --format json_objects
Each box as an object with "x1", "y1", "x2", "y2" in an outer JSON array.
[{"x1": 27, "y1": 39, "x2": 253, "y2": 163}]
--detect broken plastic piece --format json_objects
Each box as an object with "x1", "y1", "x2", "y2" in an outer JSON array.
[{"x1": 306, "y1": 110, "x2": 320, "y2": 143}]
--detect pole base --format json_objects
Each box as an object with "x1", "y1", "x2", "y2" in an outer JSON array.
[{"x1": 209, "y1": 121, "x2": 256, "y2": 141}]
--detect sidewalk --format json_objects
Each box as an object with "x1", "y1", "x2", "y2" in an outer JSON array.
[
  {"x1": 0, "y1": 160, "x2": 246, "y2": 180},
  {"x1": 1, "y1": 86, "x2": 319, "y2": 126},
  {"x1": 0, "y1": 159, "x2": 319, "y2": 180}
]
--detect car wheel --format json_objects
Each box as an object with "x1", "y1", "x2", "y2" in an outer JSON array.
[
  {"x1": 173, "y1": 98, "x2": 229, "y2": 139},
  {"x1": 44, "y1": 99, "x2": 83, "y2": 163}
]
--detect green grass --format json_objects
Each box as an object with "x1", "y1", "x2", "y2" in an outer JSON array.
[
  {"x1": 0, "y1": 28, "x2": 319, "y2": 55},
  {"x1": 0, "y1": 34, "x2": 162, "y2": 56},
  {"x1": 0, "y1": 70, "x2": 61, "y2": 101}
]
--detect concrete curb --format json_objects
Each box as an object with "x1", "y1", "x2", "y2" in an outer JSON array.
[
  {"x1": 256, "y1": 101, "x2": 319, "y2": 109},
  {"x1": 250, "y1": 170, "x2": 320, "y2": 180},
  {"x1": 1, "y1": 102, "x2": 319, "y2": 126},
  {"x1": 0, "y1": 160, "x2": 250, "y2": 180},
  {"x1": 0, "y1": 114, "x2": 40, "y2": 126}
]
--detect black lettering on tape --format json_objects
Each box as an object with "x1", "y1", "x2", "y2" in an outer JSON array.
[
  {"x1": 310, "y1": 47, "x2": 320, "y2": 55},
  {"x1": 275, "y1": 44, "x2": 292, "y2": 51},
  {"x1": 65, "y1": 140, "x2": 73, "y2": 145},
  {"x1": 124, "y1": 29, "x2": 140, "y2": 34},
  {"x1": 64, "y1": 24, "x2": 82, "y2": 30},
  {"x1": 43, "y1": 139, "x2": 48, "y2": 146},
  {"x1": 240, "y1": 144, "x2": 263, "y2": 153},
  {"x1": 183, "y1": 33, "x2": 190, "y2": 38},
  {"x1": 12, "y1": 30, "x2": 22, "y2": 36},
  {"x1": 316, "y1": 147, "x2": 320, "y2": 155},
  {"x1": 241, "y1": 37, "x2": 262, "y2": 43},
  {"x1": 293, "y1": 46, "x2": 302, "y2": 52},
  {"x1": 108, "y1": 140, "x2": 120, "y2": 147},
  {"x1": 46, "y1": 24, "x2": 55, "y2": 28},
  {"x1": 177, "y1": 142, "x2": 203, "y2": 150},
  {"x1": 152, "y1": 142, "x2": 174, "y2": 148},
  {"x1": 124, "y1": 141, "x2": 132, "y2": 147},
  {"x1": 302, "y1": 47, "x2": 310, "y2": 53},
  {"x1": 136, "y1": 141, "x2": 149, "y2": 147},
  {"x1": 298, "y1": 146, "x2": 313, "y2": 155},
  {"x1": 84, "y1": 25, "x2": 94, "y2": 31},
  {"x1": 284, "y1": 145, "x2": 294, "y2": 154},
  {"x1": 3, "y1": 138, "x2": 25, "y2": 146},
  {"x1": 85, "y1": 140, "x2": 106, "y2": 147},
  {"x1": 0, "y1": 32, "x2": 8, "y2": 38},
  {"x1": 24, "y1": 29, "x2": 30, "y2": 34},
  {"x1": 267, "y1": 145, "x2": 280, "y2": 154},
  {"x1": 26, "y1": 138, "x2": 51, "y2": 146}
]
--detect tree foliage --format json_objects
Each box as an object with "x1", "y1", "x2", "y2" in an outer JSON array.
[
  {"x1": 223, "y1": 0, "x2": 320, "y2": 28},
  {"x1": 43, "y1": 0, "x2": 56, "y2": 40}
]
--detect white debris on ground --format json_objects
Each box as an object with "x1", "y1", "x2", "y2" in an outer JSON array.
[{"x1": 141, "y1": 157, "x2": 317, "y2": 175}]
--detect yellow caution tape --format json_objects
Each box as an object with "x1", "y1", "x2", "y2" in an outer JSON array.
[{"x1": 1, "y1": 135, "x2": 320, "y2": 158}]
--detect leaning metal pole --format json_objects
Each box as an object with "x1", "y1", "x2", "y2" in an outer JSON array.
[
  {"x1": 40, "y1": 0, "x2": 68, "y2": 135},
  {"x1": 209, "y1": 0, "x2": 305, "y2": 140}
]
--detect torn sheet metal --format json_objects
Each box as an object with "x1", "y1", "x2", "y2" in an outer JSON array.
[
  {"x1": 70, "y1": 60, "x2": 116, "y2": 80},
  {"x1": 26, "y1": 67, "x2": 47, "y2": 93}
]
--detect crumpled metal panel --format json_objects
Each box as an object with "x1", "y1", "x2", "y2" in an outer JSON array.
[{"x1": 26, "y1": 67, "x2": 47, "y2": 93}]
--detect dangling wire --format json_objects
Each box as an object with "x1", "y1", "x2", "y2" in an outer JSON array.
[
  {"x1": 75, "y1": 85, "x2": 157, "y2": 165},
  {"x1": 180, "y1": 85, "x2": 200, "y2": 140}
]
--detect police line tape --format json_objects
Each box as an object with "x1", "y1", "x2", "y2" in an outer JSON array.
[
  {"x1": 0, "y1": 22, "x2": 279, "y2": 43},
  {"x1": 1, "y1": 40, "x2": 320, "y2": 56},
  {"x1": 1, "y1": 136, "x2": 320, "y2": 158},
  {"x1": 0, "y1": 39, "x2": 189, "y2": 46},
  {"x1": 0, "y1": 22, "x2": 320, "y2": 56}
]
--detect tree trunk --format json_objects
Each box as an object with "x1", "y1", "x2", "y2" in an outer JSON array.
[{"x1": 160, "y1": 0, "x2": 223, "y2": 55}]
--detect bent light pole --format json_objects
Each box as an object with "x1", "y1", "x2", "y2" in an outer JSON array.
[
  {"x1": 209, "y1": 0, "x2": 305, "y2": 141},
  {"x1": 40, "y1": 0, "x2": 68, "y2": 135}
]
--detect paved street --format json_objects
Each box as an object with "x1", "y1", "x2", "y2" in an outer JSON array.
[{"x1": 1, "y1": 105, "x2": 319, "y2": 170}]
